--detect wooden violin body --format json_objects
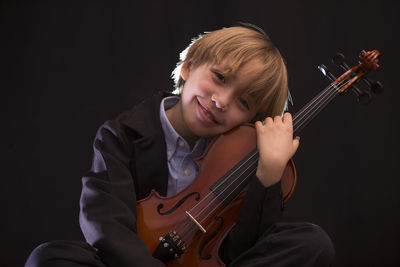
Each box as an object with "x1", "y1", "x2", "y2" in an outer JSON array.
[
  {"x1": 137, "y1": 124, "x2": 296, "y2": 266},
  {"x1": 137, "y1": 49, "x2": 381, "y2": 266}
]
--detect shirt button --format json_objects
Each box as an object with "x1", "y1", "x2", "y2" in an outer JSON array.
[
  {"x1": 184, "y1": 169, "x2": 190, "y2": 176},
  {"x1": 179, "y1": 141, "x2": 185, "y2": 147},
  {"x1": 167, "y1": 151, "x2": 171, "y2": 157}
]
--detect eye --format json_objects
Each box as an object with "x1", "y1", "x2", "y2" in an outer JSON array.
[
  {"x1": 213, "y1": 71, "x2": 225, "y2": 82},
  {"x1": 238, "y1": 97, "x2": 249, "y2": 110}
]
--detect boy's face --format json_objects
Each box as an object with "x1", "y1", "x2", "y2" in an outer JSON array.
[{"x1": 177, "y1": 59, "x2": 261, "y2": 140}]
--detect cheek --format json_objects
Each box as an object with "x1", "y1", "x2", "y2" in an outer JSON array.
[
  {"x1": 194, "y1": 76, "x2": 214, "y2": 94},
  {"x1": 182, "y1": 79, "x2": 206, "y2": 97},
  {"x1": 180, "y1": 82, "x2": 197, "y2": 103},
  {"x1": 227, "y1": 108, "x2": 252, "y2": 126}
]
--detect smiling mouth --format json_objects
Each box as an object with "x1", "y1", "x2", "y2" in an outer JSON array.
[{"x1": 197, "y1": 99, "x2": 219, "y2": 124}]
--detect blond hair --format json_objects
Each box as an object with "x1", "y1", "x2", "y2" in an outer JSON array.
[{"x1": 171, "y1": 26, "x2": 289, "y2": 121}]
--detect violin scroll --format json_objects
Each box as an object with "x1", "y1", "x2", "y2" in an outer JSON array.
[
  {"x1": 359, "y1": 50, "x2": 380, "y2": 71},
  {"x1": 318, "y1": 49, "x2": 383, "y2": 104}
]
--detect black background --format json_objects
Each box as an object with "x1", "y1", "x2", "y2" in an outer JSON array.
[{"x1": 1, "y1": 0, "x2": 399, "y2": 266}]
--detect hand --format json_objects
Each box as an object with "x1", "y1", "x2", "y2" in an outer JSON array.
[{"x1": 255, "y1": 113, "x2": 300, "y2": 187}]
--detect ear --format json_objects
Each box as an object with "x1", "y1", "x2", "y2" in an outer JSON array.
[{"x1": 180, "y1": 61, "x2": 192, "y2": 81}]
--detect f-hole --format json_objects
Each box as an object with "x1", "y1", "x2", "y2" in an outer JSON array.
[
  {"x1": 199, "y1": 216, "x2": 224, "y2": 260},
  {"x1": 157, "y1": 192, "x2": 200, "y2": 215}
]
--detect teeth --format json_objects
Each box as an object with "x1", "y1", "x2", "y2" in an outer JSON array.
[
  {"x1": 199, "y1": 102, "x2": 217, "y2": 123},
  {"x1": 202, "y1": 106, "x2": 212, "y2": 119}
]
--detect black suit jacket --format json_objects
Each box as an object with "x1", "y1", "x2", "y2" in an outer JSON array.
[{"x1": 79, "y1": 91, "x2": 283, "y2": 266}]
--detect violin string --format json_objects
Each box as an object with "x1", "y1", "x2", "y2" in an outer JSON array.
[
  {"x1": 181, "y1": 152, "x2": 262, "y2": 241},
  {"x1": 293, "y1": 83, "x2": 336, "y2": 123},
  {"x1": 294, "y1": 82, "x2": 341, "y2": 125},
  {"x1": 293, "y1": 80, "x2": 344, "y2": 128},
  {"x1": 294, "y1": 79, "x2": 342, "y2": 117},
  {"x1": 176, "y1": 148, "x2": 261, "y2": 240},
  {"x1": 176, "y1": 80, "x2": 346, "y2": 241},
  {"x1": 186, "y1": 81, "x2": 346, "y2": 223},
  {"x1": 175, "y1": 79, "x2": 349, "y2": 242},
  {"x1": 176, "y1": 80, "x2": 346, "y2": 242},
  {"x1": 176, "y1": 150, "x2": 259, "y2": 239},
  {"x1": 190, "y1": 148, "x2": 260, "y2": 213},
  {"x1": 184, "y1": 79, "x2": 350, "y2": 230},
  {"x1": 196, "y1": 154, "x2": 259, "y2": 225},
  {"x1": 178, "y1": 151, "x2": 260, "y2": 241},
  {"x1": 293, "y1": 80, "x2": 347, "y2": 133},
  {"x1": 294, "y1": 88, "x2": 339, "y2": 133},
  {"x1": 184, "y1": 81, "x2": 346, "y2": 233}
]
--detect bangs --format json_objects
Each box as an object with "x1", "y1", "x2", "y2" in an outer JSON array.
[
  {"x1": 242, "y1": 56, "x2": 288, "y2": 120},
  {"x1": 187, "y1": 27, "x2": 269, "y2": 72},
  {"x1": 175, "y1": 26, "x2": 289, "y2": 120}
]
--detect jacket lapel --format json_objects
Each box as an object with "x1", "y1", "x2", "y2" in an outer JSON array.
[{"x1": 121, "y1": 91, "x2": 173, "y2": 199}]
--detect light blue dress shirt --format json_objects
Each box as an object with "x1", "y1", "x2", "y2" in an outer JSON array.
[{"x1": 159, "y1": 96, "x2": 209, "y2": 196}]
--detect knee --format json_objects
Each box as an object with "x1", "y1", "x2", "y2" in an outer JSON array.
[
  {"x1": 299, "y1": 223, "x2": 335, "y2": 264},
  {"x1": 25, "y1": 240, "x2": 101, "y2": 267},
  {"x1": 25, "y1": 241, "x2": 60, "y2": 267}
]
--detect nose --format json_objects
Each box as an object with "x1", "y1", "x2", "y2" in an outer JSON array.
[
  {"x1": 211, "y1": 95, "x2": 225, "y2": 110},
  {"x1": 211, "y1": 90, "x2": 234, "y2": 111},
  {"x1": 211, "y1": 86, "x2": 235, "y2": 111}
]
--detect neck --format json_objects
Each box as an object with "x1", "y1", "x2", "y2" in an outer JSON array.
[
  {"x1": 166, "y1": 101, "x2": 199, "y2": 149},
  {"x1": 292, "y1": 82, "x2": 342, "y2": 136}
]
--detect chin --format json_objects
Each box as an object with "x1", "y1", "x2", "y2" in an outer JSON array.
[{"x1": 194, "y1": 126, "x2": 223, "y2": 138}]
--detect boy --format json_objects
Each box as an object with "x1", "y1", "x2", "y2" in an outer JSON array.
[{"x1": 26, "y1": 24, "x2": 334, "y2": 266}]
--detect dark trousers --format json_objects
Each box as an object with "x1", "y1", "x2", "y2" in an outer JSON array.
[{"x1": 25, "y1": 222, "x2": 334, "y2": 267}]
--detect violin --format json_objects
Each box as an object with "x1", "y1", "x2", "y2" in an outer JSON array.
[{"x1": 136, "y1": 50, "x2": 382, "y2": 266}]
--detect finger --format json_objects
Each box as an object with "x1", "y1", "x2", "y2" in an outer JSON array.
[
  {"x1": 283, "y1": 112, "x2": 292, "y2": 123},
  {"x1": 273, "y1": 115, "x2": 282, "y2": 123},
  {"x1": 255, "y1": 121, "x2": 266, "y2": 135},
  {"x1": 255, "y1": 120, "x2": 263, "y2": 129},
  {"x1": 283, "y1": 112, "x2": 293, "y2": 131},
  {"x1": 292, "y1": 136, "x2": 300, "y2": 152},
  {"x1": 264, "y1": 117, "x2": 273, "y2": 126}
]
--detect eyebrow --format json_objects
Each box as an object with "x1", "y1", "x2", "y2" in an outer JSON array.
[{"x1": 211, "y1": 63, "x2": 233, "y2": 74}]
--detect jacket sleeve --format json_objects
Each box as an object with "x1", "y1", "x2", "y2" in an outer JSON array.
[
  {"x1": 221, "y1": 176, "x2": 283, "y2": 263},
  {"x1": 79, "y1": 121, "x2": 164, "y2": 267}
]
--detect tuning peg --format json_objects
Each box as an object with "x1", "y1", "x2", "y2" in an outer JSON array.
[
  {"x1": 333, "y1": 53, "x2": 346, "y2": 67},
  {"x1": 352, "y1": 86, "x2": 372, "y2": 104},
  {"x1": 363, "y1": 78, "x2": 383, "y2": 95},
  {"x1": 359, "y1": 76, "x2": 383, "y2": 94},
  {"x1": 357, "y1": 91, "x2": 372, "y2": 105},
  {"x1": 318, "y1": 63, "x2": 371, "y2": 104},
  {"x1": 318, "y1": 64, "x2": 336, "y2": 82},
  {"x1": 371, "y1": 81, "x2": 383, "y2": 94},
  {"x1": 334, "y1": 52, "x2": 383, "y2": 94},
  {"x1": 332, "y1": 53, "x2": 351, "y2": 70}
]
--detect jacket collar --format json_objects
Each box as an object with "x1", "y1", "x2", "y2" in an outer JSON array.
[{"x1": 119, "y1": 91, "x2": 174, "y2": 198}]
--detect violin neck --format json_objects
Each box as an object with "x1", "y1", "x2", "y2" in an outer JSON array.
[
  {"x1": 211, "y1": 83, "x2": 342, "y2": 205},
  {"x1": 292, "y1": 83, "x2": 341, "y2": 136}
]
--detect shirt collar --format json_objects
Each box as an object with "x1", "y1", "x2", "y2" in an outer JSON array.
[{"x1": 159, "y1": 96, "x2": 208, "y2": 160}]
